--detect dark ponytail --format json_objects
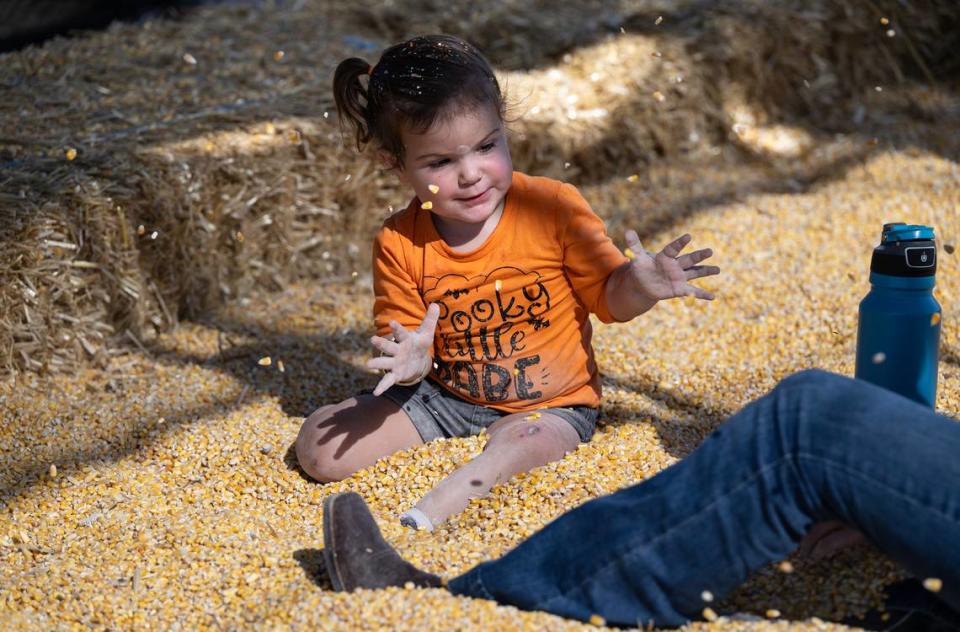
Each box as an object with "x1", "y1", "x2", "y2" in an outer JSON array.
[
  {"x1": 331, "y1": 35, "x2": 505, "y2": 167},
  {"x1": 332, "y1": 57, "x2": 373, "y2": 152}
]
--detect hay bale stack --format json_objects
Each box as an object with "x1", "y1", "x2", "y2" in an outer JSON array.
[{"x1": 1, "y1": 0, "x2": 956, "y2": 376}]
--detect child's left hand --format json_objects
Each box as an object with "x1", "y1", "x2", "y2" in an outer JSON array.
[{"x1": 623, "y1": 229, "x2": 719, "y2": 302}]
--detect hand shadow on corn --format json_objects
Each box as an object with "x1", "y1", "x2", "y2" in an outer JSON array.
[{"x1": 600, "y1": 371, "x2": 731, "y2": 460}]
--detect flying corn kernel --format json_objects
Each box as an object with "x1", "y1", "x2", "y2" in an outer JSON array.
[
  {"x1": 701, "y1": 590, "x2": 714, "y2": 602},
  {"x1": 652, "y1": 91, "x2": 665, "y2": 102},
  {"x1": 277, "y1": 360, "x2": 285, "y2": 373},
  {"x1": 872, "y1": 352, "x2": 886, "y2": 364},
  {"x1": 880, "y1": 17, "x2": 889, "y2": 25},
  {"x1": 149, "y1": 231, "x2": 159, "y2": 240},
  {"x1": 702, "y1": 607, "x2": 718, "y2": 621},
  {"x1": 931, "y1": 313, "x2": 941, "y2": 326},
  {"x1": 655, "y1": 16, "x2": 663, "y2": 25},
  {"x1": 627, "y1": 174, "x2": 639, "y2": 182},
  {"x1": 273, "y1": 50, "x2": 285, "y2": 61},
  {"x1": 766, "y1": 609, "x2": 781, "y2": 619},
  {"x1": 137, "y1": 225, "x2": 146, "y2": 236},
  {"x1": 495, "y1": 279, "x2": 502, "y2": 292},
  {"x1": 65, "y1": 147, "x2": 77, "y2": 161},
  {"x1": 525, "y1": 412, "x2": 542, "y2": 421},
  {"x1": 886, "y1": 29, "x2": 896, "y2": 37},
  {"x1": 182, "y1": 53, "x2": 197, "y2": 65},
  {"x1": 624, "y1": 247, "x2": 636, "y2": 260},
  {"x1": 258, "y1": 356, "x2": 272, "y2": 366},
  {"x1": 48, "y1": 464, "x2": 57, "y2": 478},
  {"x1": 235, "y1": 231, "x2": 244, "y2": 243},
  {"x1": 428, "y1": 184, "x2": 440, "y2": 194},
  {"x1": 778, "y1": 561, "x2": 794, "y2": 573},
  {"x1": 421, "y1": 201, "x2": 433, "y2": 210},
  {"x1": 923, "y1": 577, "x2": 943, "y2": 592},
  {"x1": 588, "y1": 614, "x2": 605, "y2": 626}
]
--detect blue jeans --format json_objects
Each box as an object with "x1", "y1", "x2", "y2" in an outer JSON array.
[{"x1": 446, "y1": 370, "x2": 960, "y2": 627}]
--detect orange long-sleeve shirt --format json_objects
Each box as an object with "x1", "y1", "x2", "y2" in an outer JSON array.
[{"x1": 373, "y1": 171, "x2": 628, "y2": 412}]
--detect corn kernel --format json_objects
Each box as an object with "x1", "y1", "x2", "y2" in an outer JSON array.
[{"x1": 923, "y1": 577, "x2": 943, "y2": 592}]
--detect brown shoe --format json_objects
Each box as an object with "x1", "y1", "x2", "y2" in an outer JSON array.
[{"x1": 322, "y1": 492, "x2": 442, "y2": 592}]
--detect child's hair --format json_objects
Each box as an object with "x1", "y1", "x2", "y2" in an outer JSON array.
[{"x1": 333, "y1": 34, "x2": 505, "y2": 167}]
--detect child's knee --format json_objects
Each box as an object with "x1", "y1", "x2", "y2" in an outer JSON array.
[
  {"x1": 295, "y1": 413, "x2": 353, "y2": 483},
  {"x1": 496, "y1": 417, "x2": 579, "y2": 461}
]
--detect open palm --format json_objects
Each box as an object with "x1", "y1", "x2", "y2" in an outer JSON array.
[
  {"x1": 625, "y1": 230, "x2": 718, "y2": 301},
  {"x1": 367, "y1": 303, "x2": 440, "y2": 396}
]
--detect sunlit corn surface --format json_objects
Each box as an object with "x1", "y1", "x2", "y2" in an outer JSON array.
[
  {"x1": 3, "y1": 1, "x2": 960, "y2": 630},
  {"x1": 3, "y1": 145, "x2": 958, "y2": 630}
]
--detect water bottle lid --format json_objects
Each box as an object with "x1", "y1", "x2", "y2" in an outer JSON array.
[
  {"x1": 882, "y1": 224, "x2": 935, "y2": 243},
  {"x1": 871, "y1": 222, "x2": 937, "y2": 278}
]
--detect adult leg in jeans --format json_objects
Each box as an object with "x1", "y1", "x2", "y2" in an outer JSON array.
[{"x1": 446, "y1": 369, "x2": 960, "y2": 627}]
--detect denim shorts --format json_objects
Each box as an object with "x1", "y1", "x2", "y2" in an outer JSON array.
[{"x1": 379, "y1": 378, "x2": 598, "y2": 443}]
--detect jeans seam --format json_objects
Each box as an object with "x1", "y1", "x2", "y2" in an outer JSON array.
[
  {"x1": 534, "y1": 455, "x2": 796, "y2": 613},
  {"x1": 795, "y1": 452, "x2": 960, "y2": 525}
]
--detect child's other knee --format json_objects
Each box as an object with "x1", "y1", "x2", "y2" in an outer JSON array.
[{"x1": 295, "y1": 411, "x2": 354, "y2": 483}]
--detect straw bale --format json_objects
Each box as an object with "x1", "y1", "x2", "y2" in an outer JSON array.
[{"x1": 0, "y1": 0, "x2": 956, "y2": 379}]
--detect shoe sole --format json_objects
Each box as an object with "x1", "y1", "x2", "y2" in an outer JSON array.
[{"x1": 322, "y1": 492, "x2": 346, "y2": 592}]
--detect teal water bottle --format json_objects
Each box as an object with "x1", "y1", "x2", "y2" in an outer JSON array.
[{"x1": 855, "y1": 223, "x2": 942, "y2": 407}]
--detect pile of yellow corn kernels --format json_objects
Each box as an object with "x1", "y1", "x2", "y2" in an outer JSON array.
[{"x1": 3, "y1": 142, "x2": 957, "y2": 630}]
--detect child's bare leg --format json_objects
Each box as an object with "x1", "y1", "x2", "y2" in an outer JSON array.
[
  {"x1": 403, "y1": 413, "x2": 580, "y2": 529},
  {"x1": 296, "y1": 394, "x2": 423, "y2": 482}
]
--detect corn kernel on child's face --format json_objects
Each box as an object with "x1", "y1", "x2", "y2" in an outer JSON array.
[{"x1": 397, "y1": 104, "x2": 513, "y2": 229}]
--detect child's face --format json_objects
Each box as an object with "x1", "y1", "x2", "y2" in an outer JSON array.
[{"x1": 396, "y1": 104, "x2": 512, "y2": 228}]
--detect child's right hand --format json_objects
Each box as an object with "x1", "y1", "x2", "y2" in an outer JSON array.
[{"x1": 367, "y1": 303, "x2": 440, "y2": 396}]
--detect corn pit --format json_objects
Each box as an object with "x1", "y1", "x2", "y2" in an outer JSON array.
[{"x1": 2, "y1": 1, "x2": 960, "y2": 630}]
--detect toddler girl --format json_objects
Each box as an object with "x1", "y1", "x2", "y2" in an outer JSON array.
[{"x1": 296, "y1": 34, "x2": 719, "y2": 531}]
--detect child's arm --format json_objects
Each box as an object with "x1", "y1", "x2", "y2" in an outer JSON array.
[{"x1": 604, "y1": 230, "x2": 719, "y2": 322}]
